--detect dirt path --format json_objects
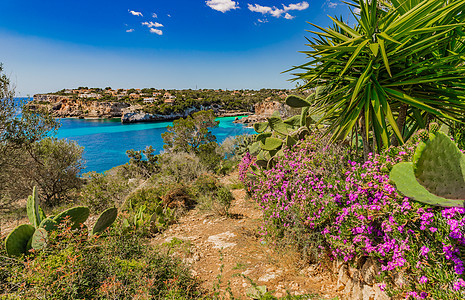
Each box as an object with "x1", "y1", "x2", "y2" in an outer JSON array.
[{"x1": 152, "y1": 173, "x2": 341, "y2": 299}]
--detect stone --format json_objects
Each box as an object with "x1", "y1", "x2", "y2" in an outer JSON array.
[
  {"x1": 337, "y1": 265, "x2": 350, "y2": 291},
  {"x1": 361, "y1": 259, "x2": 376, "y2": 285},
  {"x1": 350, "y1": 280, "x2": 363, "y2": 300},
  {"x1": 373, "y1": 284, "x2": 390, "y2": 300},
  {"x1": 342, "y1": 279, "x2": 353, "y2": 297},
  {"x1": 362, "y1": 285, "x2": 376, "y2": 300},
  {"x1": 206, "y1": 231, "x2": 236, "y2": 249},
  {"x1": 258, "y1": 269, "x2": 282, "y2": 282}
]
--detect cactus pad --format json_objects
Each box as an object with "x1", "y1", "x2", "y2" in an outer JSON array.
[
  {"x1": 390, "y1": 162, "x2": 464, "y2": 207},
  {"x1": 92, "y1": 207, "x2": 118, "y2": 235},
  {"x1": 285, "y1": 95, "x2": 312, "y2": 108},
  {"x1": 259, "y1": 137, "x2": 283, "y2": 151},
  {"x1": 414, "y1": 132, "x2": 465, "y2": 199},
  {"x1": 39, "y1": 217, "x2": 58, "y2": 232},
  {"x1": 283, "y1": 115, "x2": 301, "y2": 128},
  {"x1": 286, "y1": 135, "x2": 297, "y2": 147},
  {"x1": 27, "y1": 187, "x2": 43, "y2": 228},
  {"x1": 31, "y1": 228, "x2": 48, "y2": 250},
  {"x1": 253, "y1": 122, "x2": 268, "y2": 133},
  {"x1": 53, "y1": 206, "x2": 90, "y2": 229},
  {"x1": 5, "y1": 224, "x2": 35, "y2": 257}
]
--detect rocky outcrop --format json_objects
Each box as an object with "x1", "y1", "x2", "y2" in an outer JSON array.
[
  {"x1": 29, "y1": 95, "x2": 130, "y2": 119},
  {"x1": 121, "y1": 107, "x2": 197, "y2": 123},
  {"x1": 30, "y1": 94, "x2": 253, "y2": 123},
  {"x1": 234, "y1": 101, "x2": 299, "y2": 125},
  {"x1": 121, "y1": 107, "x2": 251, "y2": 124},
  {"x1": 331, "y1": 258, "x2": 391, "y2": 300}
]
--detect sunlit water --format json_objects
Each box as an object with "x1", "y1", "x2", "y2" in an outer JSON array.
[{"x1": 55, "y1": 116, "x2": 254, "y2": 173}]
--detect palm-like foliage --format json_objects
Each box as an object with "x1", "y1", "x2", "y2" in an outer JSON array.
[{"x1": 290, "y1": 0, "x2": 465, "y2": 155}]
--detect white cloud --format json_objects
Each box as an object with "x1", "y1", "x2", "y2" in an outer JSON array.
[
  {"x1": 284, "y1": 2, "x2": 309, "y2": 10},
  {"x1": 150, "y1": 28, "x2": 163, "y2": 35},
  {"x1": 354, "y1": 7, "x2": 361, "y2": 14},
  {"x1": 328, "y1": 2, "x2": 337, "y2": 8},
  {"x1": 257, "y1": 18, "x2": 268, "y2": 23},
  {"x1": 248, "y1": 4, "x2": 272, "y2": 14},
  {"x1": 152, "y1": 12, "x2": 158, "y2": 18},
  {"x1": 284, "y1": 13, "x2": 295, "y2": 19},
  {"x1": 128, "y1": 10, "x2": 143, "y2": 17},
  {"x1": 142, "y1": 21, "x2": 164, "y2": 28},
  {"x1": 206, "y1": 0, "x2": 239, "y2": 13},
  {"x1": 126, "y1": 29, "x2": 135, "y2": 33},
  {"x1": 248, "y1": 1, "x2": 309, "y2": 19}
]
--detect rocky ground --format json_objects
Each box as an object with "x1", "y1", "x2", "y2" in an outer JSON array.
[{"x1": 152, "y1": 173, "x2": 341, "y2": 299}]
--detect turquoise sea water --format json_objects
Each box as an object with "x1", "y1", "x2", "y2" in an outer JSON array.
[{"x1": 55, "y1": 116, "x2": 254, "y2": 173}]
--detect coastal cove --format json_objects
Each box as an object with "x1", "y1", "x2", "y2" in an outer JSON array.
[{"x1": 55, "y1": 116, "x2": 254, "y2": 173}]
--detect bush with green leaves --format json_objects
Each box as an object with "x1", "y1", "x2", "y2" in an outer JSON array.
[
  {"x1": 126, "y1": 145, "x2": 160, "y2": 178},
  {"x1": 191, "y1": 174, "x2": 233, "y2": 216},
  {"x1": 289, "y1": 0, "x2": 465, "y2": 157},
  {"x1": 81, "y1": 167, "x2": 136, "y2": 211},
  {"x1": 159, "y1": 151, "x2": 208, "y2": 183},
  {"x1": 162, "y1": 109, "x2": 219, "y2": 154},
  {"x1": 0, "y1": 222, "x2": 203, "y2": 299}
]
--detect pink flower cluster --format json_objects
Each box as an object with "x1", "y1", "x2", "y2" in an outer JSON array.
[{"x1": 238, "y1": 135, "x2": 465, "y2": 298}]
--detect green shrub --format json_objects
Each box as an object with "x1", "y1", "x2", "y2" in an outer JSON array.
[
  {"x1": 214, "y1": 186, "x2": 233, "y2": 216},
  {"x1": 123, "y1": 186, "x2": 166, "y2": 215},
  {"x1": 191, "y1": 173, "x2": 221, "y2": 197},
  {"x1": 0, "y1": 222, "x2": 203, "y2": 299},
  {"x1": 81, "y1": 168, "x2": 136, "y2": 211},
  {"x1": 191, "y1": 175, "x2": 233, "y2": 216},
  {"x1": 159, "y1": 152, "x2": 207, "y2": 183}
]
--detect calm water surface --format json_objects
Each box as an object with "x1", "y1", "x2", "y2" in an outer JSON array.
[{"x1": 55, "y1": 116, "x2": 254, "y2": 173}]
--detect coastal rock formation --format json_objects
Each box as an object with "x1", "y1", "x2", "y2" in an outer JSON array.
[
  {"x1": 121, "y1": 107, "x2": 198, "y2": 123},
  {"x1": 30, "y1": 94, "x2": 252, "y2": 123},
  {"x1": 122, "y1": 107, "x2": 251, "y2": 124},
  {"x1": 30, "y1": 95, "x2": 130, "y2": 119},
  {"x1": 234, "y1": 101, "x2": 299, "y2": 125}
]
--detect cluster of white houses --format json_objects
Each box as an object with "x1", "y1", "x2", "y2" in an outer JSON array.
[{"x1": 61, "y1": 88, "x2": 177, "y2": 105}]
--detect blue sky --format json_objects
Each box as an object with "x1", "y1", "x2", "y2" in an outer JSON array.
[{"x1": 0, "y1": 0, "x2": 351, "y2": 96}]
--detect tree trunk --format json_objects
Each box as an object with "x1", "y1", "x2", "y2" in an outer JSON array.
[
  {"x1": 391, "y1": 103, "x2": 408, "y2": 147},
  {"x1": 360, "y1": 114, "x2": 372, "y2": 161}
]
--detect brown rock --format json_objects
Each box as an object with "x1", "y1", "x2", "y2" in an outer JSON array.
[{"x1": 361, "y1": 259, "x2": 376, "y2": 285}]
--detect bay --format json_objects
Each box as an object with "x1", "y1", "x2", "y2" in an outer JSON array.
[{"x1": 55, "y1": 116, "x2": 254, "y2": 173}]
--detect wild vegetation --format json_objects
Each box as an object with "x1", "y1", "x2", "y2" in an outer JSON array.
[
  {"x1": 2, "y1": 0, "x2": 465, "y2": 298},
  {"x1": 236, "y1": 0, "x2": 465, "y2": 298}
]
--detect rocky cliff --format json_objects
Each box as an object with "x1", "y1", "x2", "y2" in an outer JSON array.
[
  {"x1": 30, "y1": 95, "x2": 130, "y2": 119},
  {"x1": 121, "y1": 107, "x2": 251, "y2": 123},
  {"x1": 30, "y1": 94, "x2": 252, "y2": 123},
  {"x1": 234, "y1": 101, "x2": 299, "y2": 125}
]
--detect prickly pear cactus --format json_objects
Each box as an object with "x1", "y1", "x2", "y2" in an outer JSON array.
[
  {"x1": 390, "y1": 131, "x2": 465, "y2": 207},
  {"x1": 5, "y1": 224, "x2": 35, "y2": 257},
  {"x1": 31, "y1": 228, "x2": 48, "y2": 251},
  {"x1": 417, "y1": 129, "x2": 430, "y2": 143},
  {"x1": 27, "y1": 187, "x2": 44, "y2": 228},
  {"x1": 39, "y1": 217, "x2": 58, "y2": 232},
  {"x1": 92, "y1": 207, "x2": 118, "y2": 235},
  {"x1": 285, "y1": 95, "x2": 312, "y2": 108},
  {"x1": 414, "y1": 132, "x2": 465, "y2": 199},
  {"x1": 53, "y1": 206, "x2": 90, "y2": 229},
  {"x1": 429, "y1": 122, "x2": 439, "y2": 134}
]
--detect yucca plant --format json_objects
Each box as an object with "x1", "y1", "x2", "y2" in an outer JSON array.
[{"x1": 289, "y1": 0, "x2": 465, "y2": 158}]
